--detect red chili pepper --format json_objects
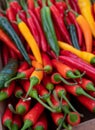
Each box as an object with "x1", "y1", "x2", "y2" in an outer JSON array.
[
  {"x1": 36, "y1": 84, "x2": 55, "y2": 109},
  {"x1": 67, "y1": 112, "x2": 81, "y2": 126},
  {"x1": 55, "y1": 0, "x2": 67, "y2": 19},
  {"x1": 52, "y1": 59, "x2": 83, "y2": 79},
  {"x1": 0, "y1": 81, "x2": 15, "y2": 101},
  {"x1": 51, "y1": 72, "x2": 77, "y2": 85},
  {"x1": 41, "y1": 52, "x2": 53, "y2": 73},
  {"x1": 77, "y1": 96, "x2": 95, "y2": 112},
  {"x1": 78, "y1": 78, "x2": 95, "y2": 91},
  {"x1": 1, "y1": 44, "x2": 9, "y2": 66},
  {"x1": 28, "y1": 9, "x2": 48, "y2": 52},
  {"x1": 21, "y1": 102, "x2": 45, "y2": 130},
  {"x1": 38, "y1": 0, "x2": 42, "y2": 7},
  {"x1": 12, "y1": 114, "x2": 22, "y2": 130},
  {"x1": 89, "y1": 91, "x2": 95, "y2": 97},
  {"x1": 28, "y1": 54, "x2": 35, "y2": 60},
  {"x1": 67, "y1": 11, "x2": 83, "y2": 47},
  {"x1": 63, "y1": 84, "x2": 95, "y2": 100},
  {"x1": 27, "y1": 0, "x2": 34, "y2": 10},
  {"x1": 14, "y1": 85, "x2": 24, "y2": 98},
  {"x1": 34, "y1": 0, "x2": 41, "y2": 22},
  {"x1": 18, "y1": 61, "x2": 29, "y2": 73},
  {"x1": 48, "y1": 0, "x2": 71, "y2": 44},
  {"x1": 16, "y1": 96, "x2": 31, "y2": 115},
  {"x1": 5, "y1": 67, "x2": 34, "y2": 87},
  {"x1": 43, "y1": 75, "x2": 54, "y2": 91},
  {"x1": 2, "y1": 106, "x2": 13, "y2": 130},
  {"x1": 9, "y1": 50, "x2": 18, "y2": 59},
  {"x1": 59, "y1": 55, "x2": 95, "y2": 81},
  {"x1": 33, "y1": 114, "x2": 48, "y2": 130}
]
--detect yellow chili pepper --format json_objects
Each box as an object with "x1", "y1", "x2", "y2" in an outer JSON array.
[
  {"x1": 78, "y1": 0, "x2": 95, "y2": 37},
  {"x1": 58, "y1": 41, "x2": 95, "y2": 64},
  {"x1": 16, "y1": 15, "x2": 42, "y2": 64}
]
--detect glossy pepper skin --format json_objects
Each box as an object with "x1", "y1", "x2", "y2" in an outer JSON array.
[{"x1": 41, "y1": 0, "x2": 60, "y2": 57}]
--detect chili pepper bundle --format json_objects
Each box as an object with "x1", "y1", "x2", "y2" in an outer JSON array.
[{"x1": 40, "y1": 0, "x2": 60, "y2": 57}]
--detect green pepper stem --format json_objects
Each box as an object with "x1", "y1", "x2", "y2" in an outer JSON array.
[
  {"x1": 4, "y1": 119, "x2": 12, "y2": 130},
  {"x1": 0, "y1": 92, "x2": 8, "y2": 101},
  {"x1": 66, "y1": 70, "x2": 85, "y2": 79},
  {"x1": 63, "y1": 123, "x2": 72, "y2": 130},
  {"x1": 47, "y1": 0, "x2": 52, "y2": 6},
  {"x1": 34, "y1": 0, "x2": 39, "y2": 7},
  {"x1": 42, "y1": 0, "x2": 46, "y2": 6},
  {"x1": 30, "y1": 90, "x2": 56, "y2": 112},
  {"x1": 57, "y1": 113, "x2": 67, "y2": 130},
  {"x1": 11, "y1": 124, "x2": 19, "y2": 130},
  {"x1": 62, "y1": 95, "x2": 83, "y2": 117},
  {"x1": 76, "y1": 87, "x2": 95, "y2": 100},
  {"x1": 46, "y1": 83, "x2": 54, "y2": 91},
  {"x1": 34, "y1": 126, "x2": 44, "y2": 130},
  {"x1": 16, "y1": 12, "x2": 22, "y2": 24},
  {"x1": 55, "y1": 73, "x2": 77, "y2": 85},
  {"x1": 36, "y1": 65, "x2": 52, "y2": 73},
  {"x1": 5, "y1": 73, "x2": 25, "y2": 87},
  {"x1": 21, "y1": 120, "x2": 32, "y2": 130},
  {"x1": 86, "y1": 83, "x2": 95, "y2": 91},
  {"x1": 90, "y1": 57, "x2": 95, "y2": 64}
]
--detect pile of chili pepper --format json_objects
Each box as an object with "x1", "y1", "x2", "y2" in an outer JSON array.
[{"x1": 0, "y1": 0, "x2": 95, "y2": 130}]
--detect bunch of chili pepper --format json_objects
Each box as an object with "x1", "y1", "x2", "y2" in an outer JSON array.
[{"x1": 1, "y1": 0, "x2": 95, "y2": 130}]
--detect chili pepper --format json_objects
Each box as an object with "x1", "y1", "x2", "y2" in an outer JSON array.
[
  {"x1": 89, "y1": 91, "x2": 95, "y2": 97},
  {"x1": 10, "y1": 49, "x2": 18, "y2": 59},
  {"x1": 52, "y1": 59, "x2": 84, "y2": 79},
  {"x1": 63, "y1": 84, "x2": 95, "y2": 100},
  {"x1": 22, "y1": 80, "x2": 56, "y2": 112},
  {"x1": 1, "y1": 44, "x2": 9, "y2": 67},
  {"x1": 41, "y1": 0, "x2": 60, "y2": 56},
  {"x1": 55, "y1": 0, "x2": 67, "y2": 19},
  {"x1": 33, "y1": 114, "x2": 48, "y2": 130},
  {"x1": 2, "y1": 106, "x2": 13, "y2": 130},
  {"x1": 34, "y1": 0, "x2": 41, "y2": 22},
  {"x1": 0, "y1": 29, "x2": 21, "y2": 56},
  {"x1": 0, "y1": 16, "x2": 31, "y2": 65},
  {"x1": 11, "y1": 114, "x2": 22, "y2": 130},
  {"x1": 78, "y1": 0, "x2": 95, "y2": 38},
  {"x1": 51, "y1": 73, "x2": 77, "y2": 85},
  {"x1": 27, "y1": 0, "x2": 34, "y2": 10},
  {"x1": 36, "y1": 84, "x2": 55, "y2": 109},
  {"x1": 16, "y1": 13, "x2": 42, "y2": 64},
  {"x1": 78, "y1": 78, "x2": 95, "y2": 91},
  {"x1": 0, "y1": 59, "x2": 18, "y2": 89},
  {"x1": 41, "y1": 52, "x2": 53, "y2": 73},
  {"x1": 14, "y1": 85, "x2": 24, "y2": 98},
  {"x1": 66, "y1": 18, "x2": 80, "y2": 50},
  {"x1": 67, "y1": 11, "x2": 83, "y2": 47},
  {"x1": 54, "y1": 85, "x2": 82, "y2": 114},
  {"x1": 59, "y1": 55, "x2": 95, "y2": 80},
  {"x1": 77, "y1": 95, "x2": 95, "y2": 112},
  {"x1": 18, "y1": 61, "x2": 29, "y2": 73},
  {"x1": 28, "y1": 9, "x2": 48, "y2": 52},
  {"x1": 0, "y1": 81, "x2": 15, "y2": 101},
  {"x1": 67, "y1": 112, "x2": 81, "y2": 126},
  {"x1": 5, "y1": 67, "x2": 34, "y2": 87},
  {"x1": 21, "y1": 102, "x2": 45, "y2": 130},
  {"x1": 48, "y1": 0, "x2": 71, "y2": 44},
  {"x1": 43, "y1": 75, "x2": 54, "y2": 91},
  {"x1": 58, "y1": 41, "x2": 95, "y2": 64}
]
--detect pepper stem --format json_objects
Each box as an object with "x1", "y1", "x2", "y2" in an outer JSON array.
[
  {"x1": 66, "y1": 70, "x2": 86, "y2": 79},
  {"x1": 42, "y1": 0, "x2": 46, "y2": 6},
  {"x1": 5, "y1": 73, "x2": 25, "y2": 87},
  {"x1": 21, "y1": 120, "x2": 32, "y2": 130},
  {"x1": 34, "y1": 0, "x2": 39, "y2": 7},
  {"x1": 86, "y1": 83, "x2": 95, "y2": 91},
  {"x1": 54, "y1": 73, "x2": 77, "y2": 85},
  {"x1": 4, "y1": 119, "x2": 12, "y2": 130},
  {"x1": 36, "y1": 65, "x2": 52, "y2": 73},
  {"x1": 30, "y1": 90, "x2": 56, "y2": 112},
  {"x1": 47, "y1": 0, "x2": 52, "y2": 6},
  {"x1": 11, "y1": 124, "x2": 19, "y2": 130},
  {"x1": 76, "y1": 87, "x2": 95, "y2": 100},
  {"x1": 8, "y1": 104, "x2": 17, "y2": 114}
]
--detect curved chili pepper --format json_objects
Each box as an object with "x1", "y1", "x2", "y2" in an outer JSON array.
[
  {"x1": 0, "y1": 81, "x2": 15, "y2": 101},
  {"x1": 2, "y1": 105, "x2": 13, "y2": 130},
  {"x1": 52, "y1": 59, "x2": 84, "y2": 79},
  {"x1": 77, "y1": 95, "x2": 95, "y2": 112},
  {"x1": 48, "y1": 0, "x2": 71, "y2": 44},
  {"x1": 34, "y1": 0, "x2": 41, "y2": 22},
  {"x1": 51, "y1": 73, "x2": 77, "y2": 85},
  {"x1": 33, "y1": 114, "x2": 48, "y2": 130},
  {"x1": 11, "y1": 114, "x2": 22, "y2": 130},
  {"x1": 67, "y1": 112, "x2": 81, "y2": 126},
  {"x1": 21, "y1": 102, "x2": 45, "y2": 130},
  {"x1": 5, "y1": 67, "x2": 34, "y2": 87},
  {"x1": 63, "y1": 84, "x2": 95, "y2": 100},
  {"x1": 27, "y1": 0, "x2": 34, "y2": 10}
]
